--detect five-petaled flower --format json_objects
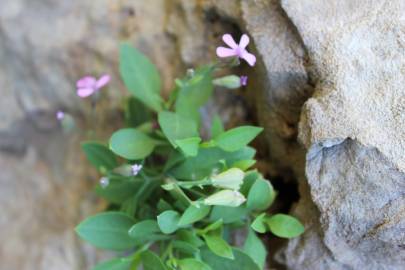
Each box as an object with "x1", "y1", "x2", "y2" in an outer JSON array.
[
  {"x1": 76, "y1": 74, "x2": 111, "y2": 98},
  {"x1": 216, "y1": 34, "x2": 256, "y2": 66}
]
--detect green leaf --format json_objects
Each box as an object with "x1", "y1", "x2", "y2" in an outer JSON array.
[
  {"x1": 266, "y1": 214, "x2": 304, "y2": 238},
  {"x1": 212, "y1": 75, "x2": 241, "y2": 89},
  {"x1": 141, "y1": 250, "x2": 167, "y2": 270},
  {"x1": 243, "y1": 228, "x2": 267, "y2": 269},
  {"x1": 251, "y1": 213, "x2": 267, "y2": 233},
  {"x1": 201, "y1": 247, "x2": 260, "y2": 270},
  {"x1": 247, "y1": 178, "x2": 275, "y2": 211},
  {"x1": 211, "y1": 115, "x2": 224, "y2": 139},
  {"x1": 91, "y1": 257, "x2": 133, "y2": 270},
  {"x1": 82, "y1": 142, "x2": 117, "y2": 172},
  {"x1": 210, "y1": 206, "x2": 248, "y2": 224},
  {"x1": 175, "y1": 66, "x2": 214, "y2": 123},
  {"x1": 203, "y1": 233, "x2": 234, "y2": 259},
  {"x1": 202, "y1": 219, "x2": 223, "y2": 234},
  {"x1": 120, "y1": 43, "x2": 163, "y2": 111},
  {"x1": 240, "y1": 171, "x2": 261, "y2": 197},
  {"x1": 178, "y1": 258, "x2": 212, "y2": 270},
  {"x1": 95, "y1": 176, "x2": 143, "y2": 204},
  {"x1": 157, "y1": 210, "x2": 181, "y2": 234},
  {"x1": 170, "y1": 147, "x2": 255, "y2": 180},
  {"x1": 125, "y1": 97, "x2": 152, "y2": 127},
  {"x1": 157, "y1": 199, "x2": 173, "y2": 213},
  {"x1": 175, "y1": 137, "x2": 201, "y2": 157},
  {"x1": 232, "y1": 159, "x2": 256, "y2": 171},
  {"x1": 178, "y1": 204, "x2": 211, "y2": 226},
  {"x1": 128, "y1": 220, "x2": 169, "y2": 243},
  {"x1": 75, "y1": 212, "x2": 136, "y2": 251},
  {"x1": 158, "y1": 111, "x2": 198, "y2": 148},
  {"x1": 172, "y1": 240, "x2": 199, "y2": 256},
  {"x1": 215, "y1": 126, "x2": 263, "y2": 152},
  {"x1": 109, "y1": 128, "x2": 158, "y2": 160},
  {"x1": 176, "y1": 229, "x2": 205, "y2": 248}
]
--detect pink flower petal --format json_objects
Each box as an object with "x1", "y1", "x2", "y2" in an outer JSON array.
[
  {"x1": 239, "y1": 34, "x2": 250, "y2": 49},
  {"x1": 222, "y1": 34, "x2": 238, "y2": 49},
  {"x1": 241, "y1": 51, "x2": 256, "y2": 66},
  {"x1": 77, "y1": 87, "x2": 95, "y2": 98},
  {"x1": 216, "y1": 47, "x2": 237, "y2": 58},
  {"x1": 95, "y1": 74, "x2": 111, "y2": 89},
  {"x1": 76, "y1": 76, "x2": 96, "y2": 88}
]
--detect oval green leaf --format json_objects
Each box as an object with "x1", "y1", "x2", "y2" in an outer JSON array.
[
  {"x1": 215, "y1": 126, "x2": 263, "y2": 152},
  {"x1": 178, "y1": 204, "x2": 210, "y2": 226},
  {"x1": 82, "y1": 142, "x2": 117, "y2": 172},
  {"x1": 266, "y1": 214, "x2": 304, "y2": 238},
  {"x1": 75, "y1": 212, "x2": 136, "y2": 251},
  {"x1": 247, "y1": 178, "x2": 275, "y2": 211},
  {"x1": 109, "y1": 128, "x2": 158, "y2": 160},
  {"x1": 157, "y1": 210, "x2": 181, "y2": 234},
  {"x1": 120, "y1": 43, "x2": 163, "y2": 111}
]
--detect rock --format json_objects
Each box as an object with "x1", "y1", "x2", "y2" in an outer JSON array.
[{"x1": 279, "y1": 0, "x2": 405, "y2": 269}]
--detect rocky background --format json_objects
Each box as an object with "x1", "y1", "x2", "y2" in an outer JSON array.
[{"x1": 0, "y1": 0, "x2": 403, "y2": 269}]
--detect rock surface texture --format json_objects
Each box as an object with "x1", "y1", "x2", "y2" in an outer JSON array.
[{"x1": 0, "y1": 0, "x2": 403, "y2": 269}]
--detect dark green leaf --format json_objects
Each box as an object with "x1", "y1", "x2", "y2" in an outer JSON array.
[
  {"x1": 91, "y1": 257, "x2": 133, "y2": 270},
  {"x1": 141, "y1": 250, "x2": 167, "y2": 270},
  {"x1": 178, "y1": 258, "x2": 212, "y2": 270},
  {"x1": 172, "y1": 240, "x2": 199, "y2": 256},
  {"x1": 75, "y1": 212, "x2": 136, "y2": 251},
  {"x1": 128, "y1": 220, "x2": 169, "y2": 243},
  {"x1": 210, "y1": 206, "x2": 248, "y2": 224},
  {"x1": 120, "y1": 43, "x2": 163, "y2": 111},
  {"x1": 251, "y1": 213, "x2": 267, "y2": 233},
  {"x1": 109, "y1": 128, "x2": 159, "y2": 160},
  {"x1": 82, "y1": 142, "x2": 117, "y2": 172},
  {"x1": 266, "y1": 214, "x2": 304, "y2": 238},
  {"x1": 201, "y1": 247, "x2": 260, "y2": 270},
  {"x1": 215, "y1": 126, "x2": 263, "y2": 152},
  {"x1": 95, "y1": 176, "x2": 143, "y2": 204},
  {"x1": 125, "y1": 97, "x2": 152, "y2": 127},
  {"x1": 243, "y1": 228, "x2": 267, "y2": 269},
  {"x1": 247, "y1": 178, "x2": 275, "y2": 211},
  {"x1": 157, "y1": 210, "x2": 181, "y2": 234},
  {"x1": 158, "y1": 111, "x2": 198, "y2": 148},
  {"x1": 178, "y1": 204, "x2": 210, "y2": 226},
  {"x1": 176, "y1": 229, "x2": 205, "y2": 248}
]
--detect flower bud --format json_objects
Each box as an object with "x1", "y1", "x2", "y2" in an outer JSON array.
[
  {"x1": 213, "y1": 75, "x2": 241, "y2": 89},
  {"x1": 204, "y1": 190, "x2": 246, "y2": 207},
  {"x1": 211, "y1": 168, "x2": 244, "y2": 190}
]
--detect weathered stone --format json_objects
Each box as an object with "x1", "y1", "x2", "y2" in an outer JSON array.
[{"x1": 279, "y1": 0, "x2": 405, "y2": 269}]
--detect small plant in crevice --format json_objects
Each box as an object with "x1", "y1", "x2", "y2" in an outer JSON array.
[{"x1": 70, "y1": 33, "x2": 304, "y2": 270}]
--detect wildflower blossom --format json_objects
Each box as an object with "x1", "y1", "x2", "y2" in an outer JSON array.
[
  {"x1": 56, "y1": 110, "x2": 65, "y2": 120},
  {"x1": 76, "y1": 74, "x2": 110, "y2": 98},
  {"x1": 131, "y1": 164, "x2": 143, "y2": 176},
  {"x1": 216, "y1": 34, "x2": 256, "y2": 66},
  {"x1": 240, "y1": 75, "x2": 248, "y2": 86}
]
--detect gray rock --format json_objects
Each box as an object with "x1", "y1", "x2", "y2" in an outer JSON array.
[{"x1": 280, "y1": 0, "x2": 405, "y2": 269}]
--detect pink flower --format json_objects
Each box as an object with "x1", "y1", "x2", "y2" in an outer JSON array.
[
  {"x1": 240, "y1": 75, "x2": 248, "y2": 86},
  {"x1": 216, "y1": 34, "x2": 256, "y2": 66},
  {"x1": 76, "y1": 74, "x2": 110, "y2": 98},
  {"x1": 56, "y1": 110, "x2": 65, "y2": 120}
]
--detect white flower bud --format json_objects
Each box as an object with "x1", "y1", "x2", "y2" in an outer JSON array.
[
  {"x1": 211, "y1": 168, "x2": 244, "y2": 190},
  {"x1": 213, "y1": 75, "x2": 241, "y2": 89},
  {"x1": 204, "y1": 190, "x2": 246, "y2": 207}
]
